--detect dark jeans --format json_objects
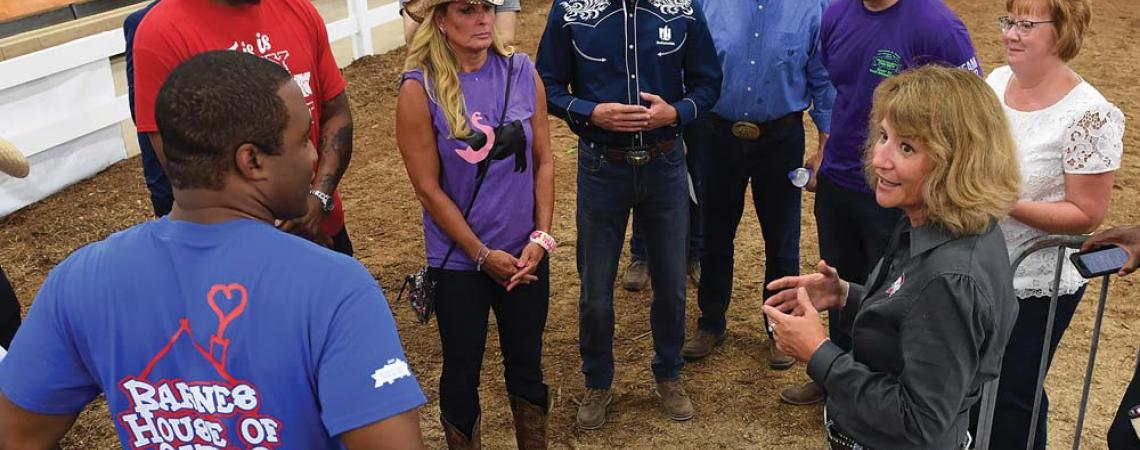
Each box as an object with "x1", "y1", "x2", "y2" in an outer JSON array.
[
  {"x1": 696, "y1": 113, "x2": 805, "y2": 335},
  {"x1": 435, "y1": 260, "x2": 550, "y2": 436},
  {"x1": 330, "y1": 225, "x2": 354, "y2": 257},
  {"x1": 629, "y1": 125, "x2": 706, "y2": 264},
  {"x1": 0, "y1": 265, "x2": 20, "y2": 349},
  {"x1": 813, "y1": 175, "x2": 902, "y2": 351},
  {"x1": 1109, "y1": 351, "x2": 1140, "y2": 449},
  {"x1": 977, "y1": 289, "x2": 1085, "y2": 450},
  {"x1": 577, "y1": 138, "x2": 689, "y2": 388}
]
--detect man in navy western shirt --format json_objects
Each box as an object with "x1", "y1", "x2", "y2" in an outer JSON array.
[
  {"x1": 536, "y1": 0, "x2": 720, "y2": 430},
  {"x1": 680, "y1": 0, "x2": 835, "y2": 379}
]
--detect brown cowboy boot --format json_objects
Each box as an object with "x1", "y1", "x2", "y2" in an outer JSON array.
[
  {"x1": 508, "y1": 390, "x2": 550, "y2": 450},
  {"x1": 441, "y1": 415, "x2": 481, "y2": 450}
]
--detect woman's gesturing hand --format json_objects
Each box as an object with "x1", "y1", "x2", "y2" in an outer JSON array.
[
  {"x1": 764, "y1": 260, "x2": 848, "y2": 315},
  {"x1": 762, "y1": 288, "x2": 829, "y2": 363}
]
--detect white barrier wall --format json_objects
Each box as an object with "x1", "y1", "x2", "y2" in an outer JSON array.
[{"x1": 0, "y1": 0, "x2": 400, "y2": 218}]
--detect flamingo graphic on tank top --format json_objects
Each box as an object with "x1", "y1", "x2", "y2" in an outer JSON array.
[{"x1": 454, "y1": 112, "x2": 496, "y2": 164}]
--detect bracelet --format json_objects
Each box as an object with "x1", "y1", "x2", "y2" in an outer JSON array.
[
  {"x1": 529, "y1": 230, "x2": 557, "y2": 253},
  {"x1": 475, "y1": 245, "x2": 490, "y2": 271}
]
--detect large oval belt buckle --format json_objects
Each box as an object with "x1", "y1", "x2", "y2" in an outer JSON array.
[
  {"x1": 625, "y1": 150, "x2": 651, "y2": 166},
  {"x1": 731, "y1": 122, "x2": 762, "y2": 140}
]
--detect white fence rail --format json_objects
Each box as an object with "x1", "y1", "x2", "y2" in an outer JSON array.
[{"x1": 0, "y1": 0, "x2": 400, "y2": 217}]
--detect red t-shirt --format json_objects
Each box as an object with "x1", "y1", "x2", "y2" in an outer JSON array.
[{"x1": 134, "y1": 0, "x2": 347, "y2": 236}]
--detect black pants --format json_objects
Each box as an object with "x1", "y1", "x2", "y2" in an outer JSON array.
[
  {"x1": 435, "y1": 259, "x2": 550, "y2": 435},
  {"x1": 330, "y1": 226, "x2": 354, "y2": 257},
  {"x1": 978, "y1": 289, "x2": 1084, "y2": 450},
  {"x1": 0, "y1": 265, "x2": 19, "y2": 349},
  {"x1": 1109, "y1": 353, "x2": 1140, "y2": 449},
  {"x1": 813, "y1": 176, "x2": 901, "y2": 350},
  {"x1": 696, "y1": 113, "x2": 804, "y2": 336}
]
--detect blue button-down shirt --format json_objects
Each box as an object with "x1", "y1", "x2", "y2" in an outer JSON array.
[
  {"x1": 536, "y1": 0, "x2": 722, "y2": 147},
  {"x1": 698, "y1": 0, "x2": 834, "y2": 132}
]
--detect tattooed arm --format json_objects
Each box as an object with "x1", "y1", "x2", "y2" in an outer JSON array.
[
  {"x1": 314, "y1": 91, "x2": 353, "y2": 198},
  {"x1": 278, "y1": 91, "x2": 352, "y2": 247}
]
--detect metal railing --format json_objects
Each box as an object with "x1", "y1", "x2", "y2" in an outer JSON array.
[{"x1": 975, "y1": 234, "x2": 1113, "y2": 450}]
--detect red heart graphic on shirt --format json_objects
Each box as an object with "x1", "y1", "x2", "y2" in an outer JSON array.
[{"x1": 206, "y1": 283, "x2": 249, "y2": 339}]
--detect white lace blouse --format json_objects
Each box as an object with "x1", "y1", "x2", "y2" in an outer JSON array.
[{"x1": 987, "y1": 66, "x2": 1126, "y2": 299}]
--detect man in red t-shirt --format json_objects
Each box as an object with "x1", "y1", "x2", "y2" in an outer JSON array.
[{"x1": 133, "y1": 0, "x2": 355, "y2": 255}]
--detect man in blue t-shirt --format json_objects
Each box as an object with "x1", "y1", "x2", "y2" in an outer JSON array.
[
  {"x1": 781, "y1": 0, "x2": 983, "y2": 405},
  {"x1": 0, "y1": 51, "x2": 426, "y2": 449}
]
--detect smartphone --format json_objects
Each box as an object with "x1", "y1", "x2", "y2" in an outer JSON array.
[{"x1": 1069, "y1": 245, "x2": 1130, "y2": 278}]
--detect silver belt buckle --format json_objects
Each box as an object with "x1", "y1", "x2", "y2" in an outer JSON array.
[{"x1": 625, "y1": 150, "x2": 651, "y2": 166}]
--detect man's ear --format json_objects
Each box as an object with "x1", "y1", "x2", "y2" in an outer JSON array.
[{"x1": 234, "y1": 143, "x2": 269, "y2": 181}]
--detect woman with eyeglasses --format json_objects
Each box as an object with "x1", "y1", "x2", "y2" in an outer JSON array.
[{"x1": 982, "y1": 0, "x2": 1125, "y2": 449}]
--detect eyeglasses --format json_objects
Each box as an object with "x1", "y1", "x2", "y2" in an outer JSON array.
[{"x1": 998, "y1": 15, "x2": 1056, "y2": 35}]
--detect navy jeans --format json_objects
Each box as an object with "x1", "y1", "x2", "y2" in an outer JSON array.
[
  {"x1": 813, "y1": 176, "x2": 902, "y2": 351},
  {"x1": 577, "y1": 139, "x2": 688, "y2": 388},
  {"x1": 628, "y1": 125, "x2": 705, "y2": 264},
  {"x1": 980, "y1": 288, "x2": 1085, "y2": 450},
  {"x1": 696, "y1": 114, "x2": 805, "y2": 335}
]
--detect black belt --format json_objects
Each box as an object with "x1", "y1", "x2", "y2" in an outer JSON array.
[
  {"x1": 825, "y1": 421, "x2": 869, "y2": 450},
  {"x1": 598, "y1": 138, "x2": 677, "y2": 166},
  {"x1": 824, "y1": 416, "x2": 972, "y2": 450},
  {"x1": 708, "y1": 112, "x2": 802, "y2": 140}
]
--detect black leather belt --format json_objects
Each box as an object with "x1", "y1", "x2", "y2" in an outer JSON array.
[
  {"x1": 708, "y1": 112, "x2": 802, "y2": 140},
  {"x1": 599, "y1": 138, "x2": 677, "y2": 166}
]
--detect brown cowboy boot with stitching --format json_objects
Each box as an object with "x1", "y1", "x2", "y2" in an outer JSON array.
[
  {"x1": 509, "y1": 390, "x2": 550, "y2": 450},
  {"x1": 441, "y1": 415, "x2": 481, "y2": 450}
]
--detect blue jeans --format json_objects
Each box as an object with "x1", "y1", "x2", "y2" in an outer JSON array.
[
  {"x1": 577, "y1": 139, "x2": 689, "y2": 388},
  {"x1": 696, "y1": 114, "x2": 804, "y2": 334},
  {"x1": 629, "y1": 126, "x2": 705, "y2": 264}
]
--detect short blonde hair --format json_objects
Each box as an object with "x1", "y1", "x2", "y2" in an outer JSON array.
[
  {"x1": 864, "y1": 65, "x2": 1021, "y2": 236},
  {"x1": 1008, "y1": 0, "x2": 1091, "y2": 62}
]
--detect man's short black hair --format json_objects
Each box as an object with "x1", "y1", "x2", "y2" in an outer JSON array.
[{"x1": 155, "y1": 50, "x2": 293, "y2": 190}]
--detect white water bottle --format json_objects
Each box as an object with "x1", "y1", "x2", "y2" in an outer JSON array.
[{"x1": 788, "y1": 167, "x2": 812, "y2": 188}]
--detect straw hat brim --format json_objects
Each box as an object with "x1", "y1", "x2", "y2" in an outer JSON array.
[
  {"x1": 405, "y1": 0, "x2": 503, "y2": 23},
  {"x1": 0, "y1": 137, "x2": 30, "y2": 179}
]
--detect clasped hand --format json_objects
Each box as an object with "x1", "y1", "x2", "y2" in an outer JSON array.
[
  {"x1": 481, "y1": 243, "x2": 545, "y2": 291},
  {"x1": 589, "y1": 92, "x2": 677, "y2": 133}
]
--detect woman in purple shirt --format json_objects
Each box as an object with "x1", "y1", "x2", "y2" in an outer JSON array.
[{"x1": 395, "y1": 0, "x2": 554, "y2": 448}]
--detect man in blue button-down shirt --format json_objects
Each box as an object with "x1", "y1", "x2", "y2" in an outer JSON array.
[
  {"x1": 679, "y1": 0, "x2": 834, "y2": 375},
  {"x1": 536, "y1": 0, "x2": 720, "y2": 430}
]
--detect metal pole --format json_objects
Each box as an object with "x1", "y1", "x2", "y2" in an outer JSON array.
[
  {"x1": 1026, "y1": 247, "x2": 1067, "y2": 450},
  {"x1": 1072, "y1": 275, "x2": 1111, "y2": 449}
]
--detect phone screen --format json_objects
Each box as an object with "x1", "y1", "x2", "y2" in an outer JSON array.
[{"x1": 1074, "y1": 246, "x2": 1129, "y2": 276}]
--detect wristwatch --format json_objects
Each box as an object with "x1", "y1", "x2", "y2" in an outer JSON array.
[{"x1": 309, "y1": 189, "x2": 334, "y2": 213}]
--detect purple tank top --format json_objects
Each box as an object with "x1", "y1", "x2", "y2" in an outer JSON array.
[{"x1": 401, "y1": 52, "x2": 537, "y2": 270}]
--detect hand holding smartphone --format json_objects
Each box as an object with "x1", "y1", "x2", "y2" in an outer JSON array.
[{"x1": 1070, "y1": 245, "x2": 1130, "y2": 278}]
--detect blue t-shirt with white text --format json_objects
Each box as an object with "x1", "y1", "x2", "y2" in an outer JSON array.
[{"x1": 0, "y1": 218, "x2": 425, "y2": 449}]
